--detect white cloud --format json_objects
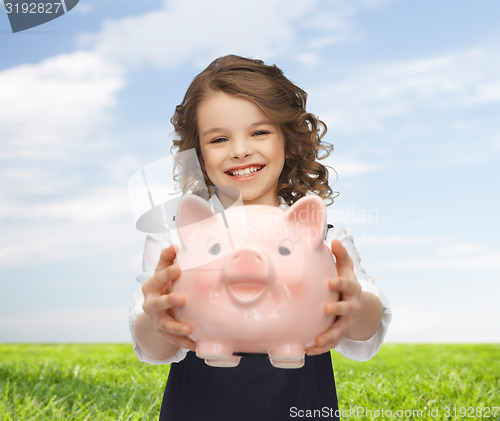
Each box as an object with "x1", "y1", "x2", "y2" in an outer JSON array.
[
  {"x1": 0, "y1": 160, "x2": 148, "y2": 268},
  {"x1": 0, "y1": 184, "x2": 140, "y2": 267},
  {"x1": 314, "y1": 49, "x2": 500, "y2": 136},
  {"x1": 386, "y1": 301, "x2": 500, "y2": 343},
  {"x1": 25, "y1": 187, "x2": 130, "y2": 222},
  {"x1": 436, "y1": 243, "x2": 486, "y2": 257},
  {"x1": 106, "y1": 155, "x2": 146, "y2": 183},
  {"x1": 0, "y1": 51, "x2": 124, "y2": 159},
  {"x1": 357, "y1": 235, "x2": 444, "y2": 247},
  {"x1": 326, "y1": 204, "x2": 381, "y2": 227},
  {"x1": 0, "y1": 307, "x2": 130, "y2": 342},
  {"x1": 79, "y1": 0, "x2": 393, "y2": 69},
  {"x1": 82, "y1": 0, "x2": 308, "y2": 68},
  {"x1": 362, "y1": 238, "x2": 500, "y2": 272},
  {"x1": 324, "y1": 154, "x2": 382, "y2": 178},
  {"x1": 0, "y1": 48, "x2": 138, "y2": 268},
  {"x1": 374, "y1": 250, "x2": 500, "y2": 271},
  {"x1": 295, "y1": 53, "x2": 320, "y2": 68},
  {"x1": 0, "y1": 218, "x2": 136, "y2": 267},
  {"x1": 71, "y1": 3, "x2": 94, "y2": 15}
]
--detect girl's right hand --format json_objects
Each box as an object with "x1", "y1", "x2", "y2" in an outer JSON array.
[{"x1": 141, "y1": 244, "x2": 196, "y2": 351}]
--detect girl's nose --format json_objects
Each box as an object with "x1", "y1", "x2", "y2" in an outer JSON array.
[{"x1": 230, "y1": 138, "x2": 252, "y2": 159}]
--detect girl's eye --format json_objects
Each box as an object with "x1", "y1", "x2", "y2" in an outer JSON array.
[
  {"x1": 252, "y1": 130, "x2": 269, "y2": 137},
  {"x1": 210, "y1": 137, "x2": 228, "y2": 144}
]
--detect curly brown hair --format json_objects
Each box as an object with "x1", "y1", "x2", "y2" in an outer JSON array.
[{"x1": 170, "y1": 54, "x2": 337, "y2": 206}]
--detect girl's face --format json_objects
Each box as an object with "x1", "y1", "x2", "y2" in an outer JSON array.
[{"x1": 198, "y1": 92, "x2": 285, "y2": 206}]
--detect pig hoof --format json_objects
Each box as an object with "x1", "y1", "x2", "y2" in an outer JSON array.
[
  {"x1": 196, "y1": 341, "x2": 233, "y2": 360},
  {"x1": 205, "y1": 356, "x2": 241, "y2": 368},
  {"x1": 270, "y1": 358, "x2": 305, "y2": 369}
]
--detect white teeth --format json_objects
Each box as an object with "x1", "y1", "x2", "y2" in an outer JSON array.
[{"x1": 228, "y1": 166, "x2": 262, "y2": 176}]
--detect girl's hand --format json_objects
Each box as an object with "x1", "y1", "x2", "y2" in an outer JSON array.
[
  {"x1": 141, "y1": 245, "x2": 196, "y2": 352},
  {"x1": 306, "y1": 239, "x2": 362, "y2": 356}
]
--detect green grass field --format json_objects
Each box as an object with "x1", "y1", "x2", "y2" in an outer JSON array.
[{"x1": 0, "y1": 344, "x2": 498, "y2": 420}]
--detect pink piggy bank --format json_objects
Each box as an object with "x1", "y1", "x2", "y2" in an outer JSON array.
[{"x1": 171, "y1": 194, "x2": 338, "y2": 369}]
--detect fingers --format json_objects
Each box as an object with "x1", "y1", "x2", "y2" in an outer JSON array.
[
  {"x1": 331, "y1": 239, "x2": 353, "y2": 276},
  {"x1": 155, "y1": 244, "x2": 179, "y2": 273},
  {"x1": 150, "y1": 312, "x2": 196, "y2": 351},
  {"x1": 157, "y1": 314, "x2": 192, "y2": 337},
  {"x1": 140, "y1": 245, "x2": 196, "y2": 350},
  {"x1": 143, "y1": 263, "x2": 181, "y2": 296},
  {"x1": 142, "y1": 284, "x2": 186, "y2": 323},
  {"x1": 143, "y1": 293, "x2": 193, "y2": 336},
  {"x1": 155, "y1": 311, "x2": 195, "y2": 351},
  {"x1": 325, "y1": 296, "x2": 361, "y2": 317},
  {"x1": 164, "y1": 334, "x2": 196, "y2": 352},
  {"x1": 328, "y1": 275, "x2": 361, "y2": 297},
  {"x1": 306, "y1": 317, "x2": 349, "y2": 356},
  {"x1": 145, "y1": 291, "x2": 185, "y2": 313},
  {"x1": 307, "y1": 267, "x2": 363, "y2": 356}
]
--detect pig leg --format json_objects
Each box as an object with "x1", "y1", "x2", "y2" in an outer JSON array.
[
  {"x1": 269, "y1": 344, "x2": 305, "y2": 369},
  {"x1": 196, "y1": 339, "x2": 234, "y2": 360},
  {"x1": 197, "y1": 340, "x2": 241, "y2": 367},
  {"x1": 205, "y1": 356, "x2": 241, "y2": 367}
]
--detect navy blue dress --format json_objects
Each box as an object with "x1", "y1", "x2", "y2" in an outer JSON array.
[{"x1": 159, "y1": 351, "x2": 339, "y2": 420}]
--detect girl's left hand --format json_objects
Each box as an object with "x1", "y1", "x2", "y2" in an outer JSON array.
[{"x1": 306, "y1": 239, "x2": 362, "y2": 356}]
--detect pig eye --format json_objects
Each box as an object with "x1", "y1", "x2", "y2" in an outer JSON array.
[
  {"x1": 207, "y1": 238, "x2": 221, "y2": 255},
  {"x1": 278, "y1": 239, "x2": 294, "y2": 256}
]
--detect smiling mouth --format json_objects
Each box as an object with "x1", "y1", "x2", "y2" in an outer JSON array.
[
  {"x1": 227, "y1": 282, "x2": 266, "y2": 304},
  {"x1": 225, "y1": 165, "x2": 264, "y2": 177}
]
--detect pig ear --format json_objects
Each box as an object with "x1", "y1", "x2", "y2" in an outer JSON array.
[
  {"x1": 284, "y1": 195, "x2": 326, "y2": 248},
  {"x1": 176, "y1": 194, "x2": 214, "y2": 228}
]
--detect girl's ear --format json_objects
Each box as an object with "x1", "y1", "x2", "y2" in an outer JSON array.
[
  {"x1": 176, "y1": 194, "x2": 214, "y2": 228},
  {"x1": 284, "y1": 195, "x2": 327, "y2": 249}
]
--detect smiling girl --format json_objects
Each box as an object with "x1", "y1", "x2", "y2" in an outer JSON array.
[
  {"x1": 130, "y1": 55, "x2": 391, "y2": 421},
  {"x1": 197, "y1": 92, "x2": 285, "y2": 207}
]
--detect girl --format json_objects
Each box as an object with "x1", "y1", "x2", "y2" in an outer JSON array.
[{"x1": 130, "y1": 55, "x2": 391, "y2": 420}]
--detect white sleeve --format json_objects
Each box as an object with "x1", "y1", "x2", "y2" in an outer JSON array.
[
  {"x1": 129, "y1": 233, "x2": 189, "y2": 365},
  {"x1": 326, "y1": 227, "x2": 392, "y2": 361}
]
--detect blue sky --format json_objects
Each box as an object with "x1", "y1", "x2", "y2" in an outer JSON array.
[{"x1": 0, "y1": 0, "x2": 499, "y2": 343}]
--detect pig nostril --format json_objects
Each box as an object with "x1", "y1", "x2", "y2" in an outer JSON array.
[{"x1": 231, "y1": 251, "x2": 264, "y2": 267}]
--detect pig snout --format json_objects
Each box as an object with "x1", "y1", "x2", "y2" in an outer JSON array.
[
  {"x1": 225, "y1": 249, "x2": 269, "y2": 279},
  {"x1": 224, "y1": 249, "x2": 271, "y2": 304}
]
